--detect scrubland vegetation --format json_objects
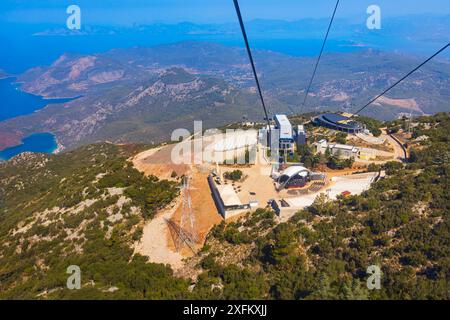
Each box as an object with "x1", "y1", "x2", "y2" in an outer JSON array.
[{"x1": 0, "y1": 113, "x2": 448, "y2": 299}]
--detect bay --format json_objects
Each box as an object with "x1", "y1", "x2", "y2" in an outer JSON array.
[
  {"x1": 0, "y1": 132, "x2": 58, "y2": 161},
  {"x1": 0, "y1": 77, "x2": 75, "y2": 122}
]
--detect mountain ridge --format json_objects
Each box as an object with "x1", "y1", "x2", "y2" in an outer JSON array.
[{"x1": 1, "y1": 41, "x2": 449, "y2": 151}]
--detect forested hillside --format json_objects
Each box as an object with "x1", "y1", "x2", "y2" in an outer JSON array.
[
  {"x1": 193, "y1": 113, "x2": 449, "y2": 299},
  {"x1": 0, "y1": 143, "x2": 188, "y2": 299},
  {"x1": 0, "y1": 113, "x2": 448, "y2": 299}
]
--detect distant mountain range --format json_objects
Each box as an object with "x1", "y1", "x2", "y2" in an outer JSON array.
[
  {"x1": 27, "y1": 15, "x2": 450, "y2": 63},
  {"x1": 1, "y1": 41, "x2": 449, "y2": 151},
  {"x1": 35, "y1": 14, "x2": 450, "y2": 43}
]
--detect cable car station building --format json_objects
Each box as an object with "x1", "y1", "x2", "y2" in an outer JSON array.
[{"x1": 312, "y1": 113, "x2": 364, "y2": 134}]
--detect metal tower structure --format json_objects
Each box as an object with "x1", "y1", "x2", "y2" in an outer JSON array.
[
  {"x1": 180, "y1": 176, "x2": 198, "y2": 244},
  {"x1": 166, "y1": 176, "x2": 198, "y2": 252}
]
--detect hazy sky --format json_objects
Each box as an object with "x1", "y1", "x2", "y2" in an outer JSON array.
[{"x1": 1, "y1": 0, "x2": 449, "y2": 25}]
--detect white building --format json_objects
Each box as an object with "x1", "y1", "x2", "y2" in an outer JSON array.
[
  {"x1": 314, "y1": 139, "x2": 359, "y2": 159},
  {"x1": 274, "y1": 115, "x2": 295, "y2": 154},
  {"x1": 208, "y1": 175, "x2": 251, "y2": 219},
  {"x1": 203, "y1": 130, "x2": 258, "y2": 164}
]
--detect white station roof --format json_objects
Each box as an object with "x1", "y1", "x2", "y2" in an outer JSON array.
[
  {"x1": 281, "y1": 166, "x2": 309, "y2": 178},
  {"x1": 212, "y1": 130, "x2": 257, "y2": 152}
]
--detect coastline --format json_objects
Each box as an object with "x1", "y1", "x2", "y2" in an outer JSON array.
[
  {"x1": 0, "y1": 77, "x2": 66, "y2": 158},
  {"x1": 13, "y1": 80, "x2": 82, "y2": 100},
  {"x1": 53, "y1": 137, "x2": 65, "y2": 154}
]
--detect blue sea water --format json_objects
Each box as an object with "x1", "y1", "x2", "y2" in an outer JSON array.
[
  {"x1": 0, "y1": 24, "x2": 363, "y2": 74},
  {"x1": 0, "y1": 77, "x2": 74, "y2": 121},
  {"x1": 0, "y1": 77, "x2": 71, "y2": 159},
  {"x1": 0, "y1": 23, "x2": 446, "y2": 75},
  {"x1": 0, "y1": 133, "x2": 57, "y2": 161}
]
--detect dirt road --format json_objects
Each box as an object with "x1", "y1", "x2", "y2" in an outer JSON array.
[
  {"x1": 134, "y1": 198, "x2": 184, "y2": 270},
  {"x1": 381, "y1": 129, "x2": 407, "y2": 162}
]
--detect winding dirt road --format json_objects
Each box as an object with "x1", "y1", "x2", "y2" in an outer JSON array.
[{"x1": 381, "y1": 129, "x2": 407, "y2": 162}]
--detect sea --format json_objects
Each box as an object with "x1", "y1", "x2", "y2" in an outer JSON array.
[
  {"x1": 0, "y1": 77, "x2": 74, "y2": 160},
  {"x1": 0, "y1": 77, "x2": 75, "y2": 121},
  {"x1": 0, "y1": 133, "x2": 57, "y2": 161}
]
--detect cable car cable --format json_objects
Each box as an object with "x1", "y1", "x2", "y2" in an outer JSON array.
[
  {"x1": 352, "y1": 42, "x2": 450, "y2": 118},
  {"x1": 300, "y1": 0, "x2": 340, "y2": 112},
  {"x1": 233, "y1": 0, "x2": 271, "y2": 128}
]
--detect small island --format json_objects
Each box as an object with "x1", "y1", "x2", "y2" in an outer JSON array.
[{"x1": 0, "y1": 69, "x2": 10, "y2": 79}]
